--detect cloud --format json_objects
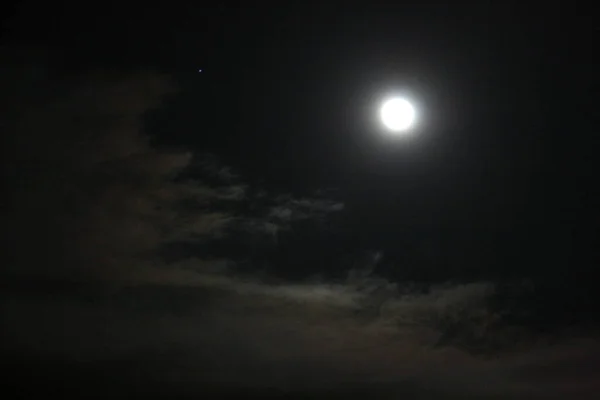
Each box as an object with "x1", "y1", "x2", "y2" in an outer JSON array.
[
  {"x1": 0, "y1": 65, "x2": 239, "y2": 280},
  {"x1": 193, "y1": 153, "x2": 241, "y2": 182},
  {"x1": 268, "y1": 206, "x2": 293, "y2": 221},
  {"x1": 1, "y1": 57, "x2": 346, "y2": 282},
  {"x1": 4, "y1": 272, "x2": 600, "y2": 397},
  {"x1": 266, "y1": 195, "x2": 344, "y2": 225}
]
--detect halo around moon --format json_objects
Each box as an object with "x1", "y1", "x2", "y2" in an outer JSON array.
[{"x1": 379, "y1": 97, "x2": 416, "y2": 133}]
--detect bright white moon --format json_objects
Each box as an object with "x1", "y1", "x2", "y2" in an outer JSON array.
[{"x1": 379, "y1": 97, "x2": 416, "y2": 133}]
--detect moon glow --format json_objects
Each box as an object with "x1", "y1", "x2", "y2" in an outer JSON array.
[{"x1": 379, "y1": 97, "x2": 416, "y2": 133}]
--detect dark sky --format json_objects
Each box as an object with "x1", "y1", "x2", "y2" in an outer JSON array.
[{"x1": 2, "y1": 1, "x2": 597, "y2": 278}]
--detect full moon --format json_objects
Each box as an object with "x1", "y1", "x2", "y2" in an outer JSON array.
[{"x1": 379, "y1": 97, "x2": 416, "y2": 133}]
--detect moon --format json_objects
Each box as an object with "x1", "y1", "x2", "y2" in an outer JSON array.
[{"x1": 379, "y1": 97, "x2": 416, "y2": 133}]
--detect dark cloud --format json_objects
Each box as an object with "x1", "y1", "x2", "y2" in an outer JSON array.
[
  {"x1": 1, "y1": 61, "x2": 223, "y2": 280},
  {"x1": 3, "y1": 275, "x2": 599, "y2": 398},
  {"x1": 1, "y1": 53, "x2": 345, "y2": 283}
]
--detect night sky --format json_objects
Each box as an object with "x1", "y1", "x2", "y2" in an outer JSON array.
[
  {"x1": 1, "y1": 2, "x2": 599, "y2": 397},
  {"x1": 12, "y1": 3, "x2": 591, "y2": 277}
]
